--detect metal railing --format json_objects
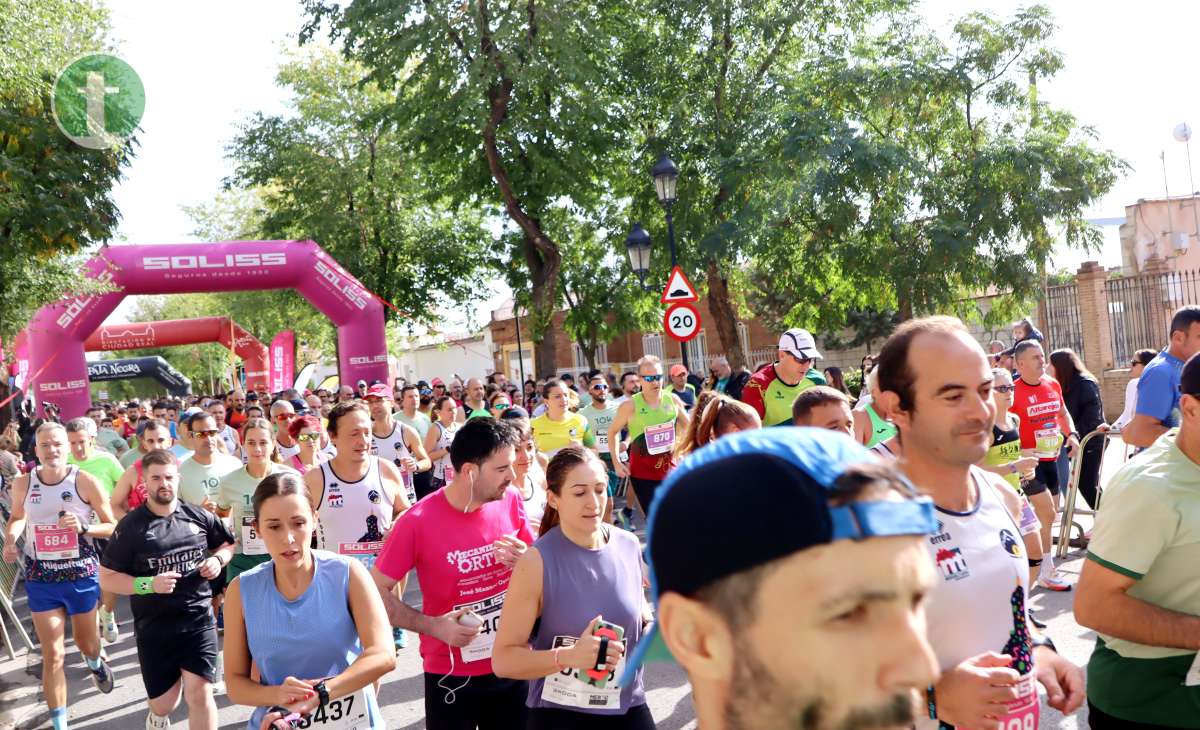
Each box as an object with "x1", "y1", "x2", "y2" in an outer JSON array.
[
  {"x1": 1044, "y1": 282, "x2": 1084, "y2": 355},
  {"x1": 1105, "y1": 268, "x2": 1200, "y2": 365}
]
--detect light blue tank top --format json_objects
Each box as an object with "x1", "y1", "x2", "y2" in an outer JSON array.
[
  {"x1": 527, "y1": 526, "x2": 647, "y2": 714},
  {"x1": 239, "y1": 550, "x2": 383, "y2": 729}
]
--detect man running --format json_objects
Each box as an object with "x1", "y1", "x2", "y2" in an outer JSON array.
[
  {"x1": 790, "y1": 386, "x2": 854, "y2": 436},
  {"x1": 396, "y1": 384, "x2": 434, "y2": 499},
  {"x1": 1076, "y1": 352, "x2": 1200, "y2": 727},
  {"x1": 110, "y1": 419, "x2": 175, "y2": 518},
  {"x1": 178, "y1": 411, "x2": 243, "y2": 512},
  {"x1": 609, "y1": 355, "x2": 689, "y2": 517},
  {"x1": 741, "y1": 328, "x2": 825, "y2": 427},
  {"x1": 372, "y1": 418, "x2": 534, "y2": 729},
  {"x1": 3, "y1": 422, "x2": 117, "y2": 730},
  {"x1": 1121, "y1": 305, "x2": 1200, "y2": 449},
  {"x1": 366, "y1": 383, "x2": 431, "y2": 506},
  {"x1": 873, "y1": 316, "x2": 1084, "y2": 729},
  {"x1": 1011, "y1": 339, "x2": 1078, "y2": 592},
  {"x1": 100, "y1": 449, "x2": 236, "y2": 730},
  {"x1": 457, "y1": 378, "x2": 491, "y2": 421},
  {"x1": 225, "y1": 390, "x2": 248, "y2": 430},
  {"x1": 613, "y1": 371, "x2": 639, "y2": 406},
  {"x1": 579, "y1": 374, "x2": 622, "y2": 522},
  {"x1": 207, "y1": 401, "x2": 240, "y2": 456},
  {"x1": 64, "y1": 417, "x2": 125, "y2": 643}
]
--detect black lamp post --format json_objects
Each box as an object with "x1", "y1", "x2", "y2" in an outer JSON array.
[
  {"x1": 625, "y1": 223, "x2": 652, "y2": 290},
  {"x1": 651, "y1": 154, "x2": 688, "y2": 371}
]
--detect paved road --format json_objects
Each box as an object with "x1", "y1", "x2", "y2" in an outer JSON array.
[{"x1": 0, "y1": 438, "x2": 1129, "y2": 729}]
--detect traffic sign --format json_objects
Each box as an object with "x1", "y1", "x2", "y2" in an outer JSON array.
[
  {"x1": 660, "y1": 266, "x2": 699, "y2": 304},
  {"x1": 664, "y1": 302, "x2": 701, "y2": 342}
]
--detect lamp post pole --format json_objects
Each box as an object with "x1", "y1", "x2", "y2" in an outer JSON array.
[{"x1": 653, "y1": 154, "x2": 687, "y2": 372}]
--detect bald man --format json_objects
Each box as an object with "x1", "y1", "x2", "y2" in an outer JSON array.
[{"x1": 456, "y1": 377, "x2": 491, "y2": 421}]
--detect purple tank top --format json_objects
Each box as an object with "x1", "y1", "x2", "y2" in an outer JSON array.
[{"x1": 527, "y1": 526, "x2": 647, "y2": 714}]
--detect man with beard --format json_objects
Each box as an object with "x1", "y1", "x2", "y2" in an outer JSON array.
[
  {"x1": 622, "y1": 427, "x2": 940, "y2": 730},
  {"x1": 873, "y1": 316, "x2": 1084, "y2": 729},
  {"x1": 100, "y1": 449, "x2": 235, "y2": 730},
  {"x1": 372, "y1": 418, "x2": 535, "y2": 729}
]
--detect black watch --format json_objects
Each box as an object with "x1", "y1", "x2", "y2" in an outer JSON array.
[
  {"x1": 314, "y1": 680, "x2": 330, "y2": 709},
  {"x1": 1032, "y1": 634, "x2": 1057, "y2": 653}
]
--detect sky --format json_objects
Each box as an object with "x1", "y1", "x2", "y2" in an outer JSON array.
[{"x1": 98, "y1": 0, "x2": 1200, "y2": 325}]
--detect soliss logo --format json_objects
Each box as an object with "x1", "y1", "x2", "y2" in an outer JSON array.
[
  {"x1": 141, "y1": 253, "x2": 287, "y2": 270},
  {"x1": 56, "y1": 268, "x2": 115, "y2": 329},
  {"x1": 40, "y1": 379, "x2": 88, "y2": 392},
  {"x1": 349, "y1": 355, "x2": 387, "y2": 365},
  {"x1": 314, "y1": 259, "x2": 369, "y2": 309}
]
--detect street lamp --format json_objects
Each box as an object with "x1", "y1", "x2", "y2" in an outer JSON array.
[
  {"x1": 650, "y1": 154, "x2": 688, "y2": 370},
  {"x1": 625, "y1": 223, "x2": 652, "y2": 289}
]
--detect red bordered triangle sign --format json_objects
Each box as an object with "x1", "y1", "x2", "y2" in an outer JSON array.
[{"x1": 660, "y1": 265, "x2": 699, "y2": 304}]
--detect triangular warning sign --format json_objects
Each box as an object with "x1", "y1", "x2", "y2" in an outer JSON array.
[{"x1": 660, "y1": 265, "x2": 699, "y2": 304}]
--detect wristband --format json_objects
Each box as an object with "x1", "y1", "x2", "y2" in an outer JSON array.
[
  {"x1": 926, "y1": 685, "x2": 937, "y2": 719},
  {"x1": 1032, "y1": 634, "x2": 1058, "y2": 653},
  {"x1": 313, "y1": 680, "x2": 329, "y2": 710},
  {"x1": 134, "y1": 577, "x2": 154, "y2": 595}
]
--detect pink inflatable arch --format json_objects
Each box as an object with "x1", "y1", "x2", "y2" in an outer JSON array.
[{"x1": 27, "y1": 241, "x2": 388, "y2": 418}]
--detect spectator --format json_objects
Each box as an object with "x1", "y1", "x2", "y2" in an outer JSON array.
[
  {"x1": 709, "y1": 356, "x2": 749, "y2": 401},
  {"x1": 1113, "y1": 349, "x2": 1157, "y2": 432},
  {"x1": 1012, "y1": 316, "x2": 1045, "y2": 346},
  {"x1": 823, "y1": 366, "x2": 849, "y2": 395},
  {"x1": 1049, "y1": 348, "x2": 1108, "y2": 510},
  {"x1": 1122, "y1": 306, "x2": 1200, "y2": 448},
  {"x1": 668, "y1": 364, "x2": 697, "y2": 411}
]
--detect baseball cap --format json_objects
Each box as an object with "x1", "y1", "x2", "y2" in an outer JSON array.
[
  {"x1": 779, "y1": 328, "x2": 821, "y2": 360},
  {"x1": 366, "y1": 383, "x2": 392, "y2": 400},
  {"x1": 621, "y1": 427, "x2": 936, "y2": 684},
  {"x1": 669, "y1": 364, "x2": 687, "y2": 378},
  {"x1": 431, "y1": 377, "x2": 445, "y2": 387}
]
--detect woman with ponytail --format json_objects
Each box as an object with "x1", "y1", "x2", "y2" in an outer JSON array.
[
  {"x1": 493, "y1": 445, "x2": 655, "y2": 729},
  {"x1": 675, "y1": 393, "x2": 762, "y2": 460}
]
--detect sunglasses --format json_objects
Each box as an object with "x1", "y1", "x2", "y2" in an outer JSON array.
[
  {"x1": 365, "y1": 397, "x2": 385, "y2": 403},
  {"x1": 419, "y1": 389, "x2": 432, "y2": 396},
  {"x1": 492, "y1": 402, "x2": 511, "y2": 410},
  {"x1": 193, "y1": 429, "x2": 221, "y2": 438},
  {"x1": 591, "y1": 383, "x2": 609, "y2": 390},
  {"x1": 275, "y1": 414, "x2": 294, "y2": 422},
  {"x1": 641, "y1": 374, "x2": 663, "y2": 383},
  {"x1": 296, "y1": 433, "x2": 321, "y2": 443},
  {"x1": 993, "y1": 385, "x2": 1016, "y2": 394}
]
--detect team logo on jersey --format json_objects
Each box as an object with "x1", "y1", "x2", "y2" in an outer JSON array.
[
  {"x1": 935, "y1": 547, "x2": 969, "y2": 581},
  {"x1": 393, "y1": 442, "x2": 402, "y2": 451},
  {"x1": 999, "y1": 529, "x2": 1022, "y2": 558},
  {"x1": 60, "y1": 491, "x2": 73, "y2": 503},
  {"x1": 29, "y1": 492, "x2": 41, "y2": 505},
  {"x1": 929, "y1": 520, "x2": 951, "y2": 545},
  {"x1": 328, "y1": 493, "x2": 344, "y2": 508},
  {"x1": 368, "y1": 489, "x2": 381, "y2": 504},
  {"x1": 188, "y1": 523, "x2": 201, "y2": 535}
]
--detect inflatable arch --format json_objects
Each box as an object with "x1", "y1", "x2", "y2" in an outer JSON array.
[
  {"x1": 85, "y1": 317, "x2": 269, "y2": 391},
  {"x1": 27, "y1": 241, "x2": 388, "y2": 418},
  {"x1": 87, "y1": 356, "x2": 192, "y2": 397}
]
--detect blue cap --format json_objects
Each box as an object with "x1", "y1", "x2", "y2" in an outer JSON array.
[{"x1": 621, "y1": 427, "x2": 937, "y2": 684}]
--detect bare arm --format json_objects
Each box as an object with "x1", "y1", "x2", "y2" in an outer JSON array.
[
  {"x1": 673, "y1": 395, "x2": 691, "y2": 434},
  {"x1": 303, "y1": 467, "x2": 324, "y2": 512},
  {"x1": 405, "y1": 425, "x2": 431, "y2": 473},
  {"x1": 1121, "y1": 414, "x2": 1169, "y2": 449},
  {"x1": 76, "y1": 471, "x2": 116, "y2": 539},
  {"x1": 492, "y1": 548, "x2": 553, "y2": 680},
  {"x1": 377, "y1": 459, "x2": 412, "y2": 519},
  {"x1": 321, "y1": 560, "x2": 396, "y2": 697},
  {"x1": 1, "y1": 475, "x2": 29, "y2": 560},
  {"x1": 111, "y1": 466, "x2": 135, "y2": 520},
  {"x1": 852, "y1": 409, "x2": 871, "y2": 445},
  {"x1": 370, "y1": 565, "x2": 441, "y2": 635},
  {"x1": 608, "y1": 401, "x2": 634, "y2": 477},
  {"x1": 99, "y1": 565, "x2": 137, "y2": 595},
  {"x1": 424, "y1": 423, "x2": 448, "y2": 462},
  {"x1": 1075, "y1": 557, "x2": 1200, "y2": 650}
]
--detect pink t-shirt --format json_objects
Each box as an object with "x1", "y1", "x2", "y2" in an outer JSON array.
[{"x1": 376, "y1": 485, "x2": 534, "y2": 676}]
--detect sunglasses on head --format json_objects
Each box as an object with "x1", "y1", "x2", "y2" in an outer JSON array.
[{"x1": 641, "y1": 374, "x2": 663, "y2": 383}]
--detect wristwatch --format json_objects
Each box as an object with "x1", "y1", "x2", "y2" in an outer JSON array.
[
  {"x1": 313, "y1": 680, "x2": 329, "y2": 710},
  {"x1": 1032, "y1": 634, "x2": 1058, "y2": 653}
]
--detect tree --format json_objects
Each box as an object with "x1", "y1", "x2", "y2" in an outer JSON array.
[
  {"x1": 225, "y1": 47, "x2": 494, "y2": 332},
  {"x1": 0, "y1": 0, "x2": 132, "y2": 341},
  {"x1": 300, "y1": 1, "x2": 632, "y2": 375}
]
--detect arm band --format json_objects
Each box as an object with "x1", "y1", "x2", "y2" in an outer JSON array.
[{"x1": 133, "y1": 577, "x2": 154, "y2": 595}]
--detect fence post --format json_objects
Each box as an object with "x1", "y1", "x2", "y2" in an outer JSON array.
[{"x1": 1074, "y1": 261, "x2": 1114, "y2": 373}]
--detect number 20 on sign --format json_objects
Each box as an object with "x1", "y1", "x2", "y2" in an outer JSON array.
[{"x1": 664, "y1": 302, "x2": 701, "y2": 342}]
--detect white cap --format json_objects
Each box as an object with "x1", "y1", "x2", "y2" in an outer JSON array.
[{"x1": 778, "y1": 329, "x2": 821, "y2": 360}]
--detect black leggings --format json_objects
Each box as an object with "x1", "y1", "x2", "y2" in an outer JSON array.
[
  {"x1": 423, "y1": 672, "x2": 528, "y2": 730},
  {"x1": 527, "y1": 704, "x2": 656, "y2": 730},
  {"x1": 1077, "y1": 437, "x2": 1108, "y2": 510},
  {"x1": 629, "y1": 477, "x2": 662, "y2": 519}
]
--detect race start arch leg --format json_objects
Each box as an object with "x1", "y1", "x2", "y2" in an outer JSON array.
[{"x1": 26, "y1": 241, "x2": 388, "y2": 417}]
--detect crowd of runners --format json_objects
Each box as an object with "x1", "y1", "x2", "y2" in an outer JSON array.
[{"x1": 3, "y1": 309, "x2": 1200, "y2": 729}]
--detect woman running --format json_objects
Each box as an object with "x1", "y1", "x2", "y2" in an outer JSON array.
[
  {"x1": 224, "y1": 471, "x2": 394, "y2": 729},
  {"x1": 490, "y1": 390, "x2": 514, "y2": 418},
  {"x1": 286, "y1": 415, "x2": 327, "y2": 474},
  {"x1": 674, "y1": 394, "x2": 760, "y2": 459},
  {"x1": 493, "y1": 446, "x2": 654, "y2": 729},
  {"x1": 216, "y1": 418, "x2": 298, "y2": 582},
  {"x1": 422, "y1": 396, "x2": 460, "y2": 490},
  {"x1": 509, "y1": 417, "x2": 549, "y2": 533}
]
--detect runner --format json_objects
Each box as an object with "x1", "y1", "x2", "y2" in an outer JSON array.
[
  {"x1": 226, "y1": 390, "x2": 248, "y2": 430},
  {"x1": 371, "y1": 418, "x2": 534, "y2": 730},
  {"x1": 612, "y1": 372, "x2": 639, "y2": 406},
  {"x1": 1011, "y1": 339, "x2": 1078, "y2": 592},
  {"x1": 579, "y1": 374, "x2": 622, "y2": 524},
  {"x1": 458, "y1": 378, "x2": 491, "y2": 421},
  {"x1": 488, "y1": 390, "x2": 513, "y2": 418},
  {"x1": 873, "y1": 316, "x2": 1084, "y2": 729},
  {"x1": 270, "y1": 398, "x2": 298, "y2": 457},
  {"x1": 530, "y1": 379, "x2": 593, "y2": 457},
  {"x1": 366, "y1": 383, "x2": 431, "y2": 507},
  {"x1": 621, "y1": 428, "x2": 940, "y2": 730},
  {"x1": 396, "y1": 384, "x2": 434, "y2": 499},
  {"x1": 1121, "y1": 306, "x2": 1200, "y2": 449},
  {"x1": 215, "y1": 417, "x2": 298, "y2": 583},
  {"x1": 674, "y1": 394, "x2": 760, "y2": 459},
  {"x1": 2, "y1": 422, "x2": 116, "y2": 730},
  {"x1": 508, "y1": 416, "x2": 549, "y2": 533},
  {"x1": 667, "y1": 364, "x2": 696, "y2": 411},
  {"x1": 423, "y1": 395, "x2": 461, "y2": 496},
  {"x1": 64, "y1": 417, "x2": 125, "y2": 644},
  {"x1": 178, "y1": 411, "x2": 244, "y2": 511},
  {"x1": 609, "y1": 356, "x2": 690, "y2": 517},
  {"x1": 285, "y1": 414, "x2": 329, "y2": 474},
  {"x1": 851, "y1": 369, "x2": 898, "y2": 448},
  {"x1": 110, "y1": 419, "x2": 175, "y2": 519},
  {"x1": 208, "y1": 401, "x2": 240, "y2": 456},
  {"x1": 790, "y1": 386, "x2": 854, "y2": 436},
  {"x1": 493, "y1": 446, "x2": 652, "y2": 728},
  {"x1": 741, "y1": 328, "x2": 825, "y2": 427},
  {"x1": 99, "y1": 449, "x2": 236, "y2": 730},
  {"x1": 1075, "y1": 352, "x2": 1200, "y2": 728},
  {"x1": 225, "y1": 471, "x2": 394, "y2": 730},
  {"x1": 303, "y1": 401, "x2": 412, "y2": 649}
]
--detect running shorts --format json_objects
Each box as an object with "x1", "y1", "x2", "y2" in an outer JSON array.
[
  {"x1": 1024, "y1": 460, "x2": 1060, "y2": 497},
  {"x1": 136, "y1": 622, "x2": 218, "y2": 700},
  {"x1": 25, "y1": 576, "x2": 100, "y2": 615}
]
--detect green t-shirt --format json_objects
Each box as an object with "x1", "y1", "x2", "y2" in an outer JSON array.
[
  {"x1": 119, "y1": 448, "x2": 141, "y2": 469},
  {"x1": 217, "y1": 461, "x2": 299, "y2": 556},
  {"x1": 579, "y1": 400, "x2": 621, "y2": 455},
  {"x1": 68, "y1": 451, "x2": 125, "y2": 495},
  {"x1": 178, "y1": 453, "x2": 244, "y2": 507},
  {"x1": 96, "y1": 428, "x2": 129, "y2": 456},
  {"x1": 1085, "y1": 430, "x2": 1200, "y2": 726},
  {"x1": 395, "y1": 411, "x2": 432, "y2": 440}
]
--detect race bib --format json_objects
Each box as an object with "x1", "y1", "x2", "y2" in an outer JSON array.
[
  {"x1": 400, "y1": 468, "x2": 416, "y2": 504},
  {"x1": 1033, "y1": 427, "x2": 1063, "y2": 460},
  {"x1": 443, "y1": 463, "x2": 456, "y2": 482},
  {"x1": 1017, "y1": 498, "x2": 1040, "y2": 536},
  {"x1": 645, "y1": 422, "x2": 676, "y2": 455},
  {"x1": 453, "y1": 591, "x2": 505, "y2": 663},
  {"x1": 291, "y1": 686, "x2": 370, "y2": 730},
  {"x1": 541, "y1": 633, "x2": 626, "y2": 710},
  {"x1": 338, "y1": 541, "x2": 384, "y2": 571},
  {"x1": 965, "y1": 674, "x2": 1038, "y2": 730},
  {"x1": 32, "y1": 524, "x2": 79, "y2": 561},
  {"x1": 241, "y1": 517, "x2": 266, "y2": 556}
]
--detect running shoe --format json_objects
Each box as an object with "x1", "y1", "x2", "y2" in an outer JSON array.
[
  {"x1": 1037, "y1": 571, "x2": 1073, "y2": 592},
  {"x1": 145, "y1": 711, "x2": 171, "y2": 729},
  {"x1": 89, "y1": 655, "x2": 115, "y2": 693},
  {"x1": 393, "y1": 627, "x2": 409, "y2": 650},
  {"x1": 212, "y1": 652, "x2": 226, "y2": 695},
  {"x1": 99, "y1": 607, "x2": 119, "y2": 644}
]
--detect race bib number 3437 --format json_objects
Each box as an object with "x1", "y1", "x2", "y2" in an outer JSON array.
[{"x1": 292, "y1": 687, "x2": 370, "y2": 730}]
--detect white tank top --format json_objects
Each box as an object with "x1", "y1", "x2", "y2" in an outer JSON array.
[
  {"x1": 431, "y1": 421, "x2": 458, "y2": 480},
  {"x1": 918, "y1": 467, "x2": 1036, "y2": 730},
  {"x1": 22, "y1": 466, "x2": 95, "y2": 565},
  {"x1": 314, "y1": 457, "x2": 394, "y2": 568},
  {"x1": 521, "y1": 473, "x2": 547, "y2": 532},
  {"x1": 371, "y1": 423, "x2": 416, "y2": 504}
]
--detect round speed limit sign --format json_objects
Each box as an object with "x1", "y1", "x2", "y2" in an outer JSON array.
[{"x1": 664, "y1": 302, "x2": 702, "y2": 342}]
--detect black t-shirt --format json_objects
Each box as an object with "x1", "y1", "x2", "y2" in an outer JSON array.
[{"x1": 101, "y1": 501, "x2": 234, "y2": 631}]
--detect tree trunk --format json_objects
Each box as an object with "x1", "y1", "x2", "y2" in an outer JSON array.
[
  {"x1": 706, "y1": 257, "x2": 745, "y2": 370},
  {"x1": 523, "y1": 234, "x2": 561, "y2": 378}
]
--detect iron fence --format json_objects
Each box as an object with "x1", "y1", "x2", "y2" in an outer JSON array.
[
  {"x1": 1043, "y1": 283, "x2": 1084, "y2": 356},
  {"x1": 1105, "y1": 269, "x2": 1200, "y2": 366}
]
